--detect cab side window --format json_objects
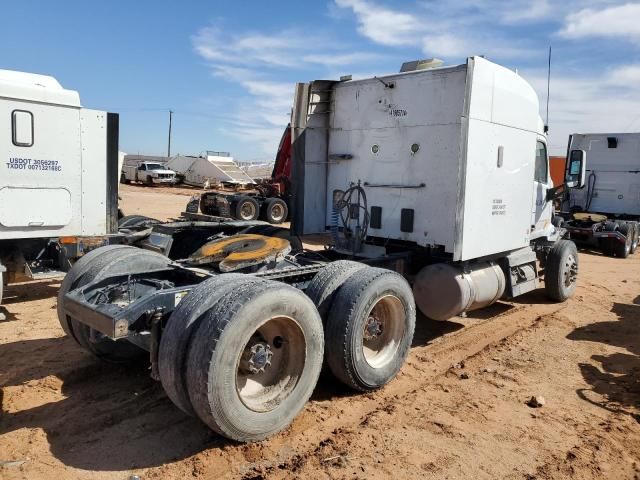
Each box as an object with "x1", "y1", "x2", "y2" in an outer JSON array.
[
  {"x1": 12, "y1": 110, "x2": 34, "y2": 147},
  {"x1": 534, "y1": 141, "x2": 548, "y2": 183},
  {"x1": 139, "y1": 164, "x2": 146, "y2": 171}
]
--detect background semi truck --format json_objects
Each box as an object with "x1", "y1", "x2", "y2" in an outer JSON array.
[
  {"x1": 58, "y1": 57, "x2": 582, "y2": 442},
  {"x1": 560, "y1": 132, "x2": 640, "y2": 258},
  {"x1": 193, "y1": 127, "x2": 292, "y2": 223},
  {"x1": 0, "y1": 69, "x2": 119, "y2": 311}
]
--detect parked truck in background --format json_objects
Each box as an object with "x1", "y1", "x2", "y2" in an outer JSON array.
[
  {"x1": 0, "y1": 69, "x2": 119, "y2": 312},
  {"x1": 121, "y1": 161, "x2": 176, "y2": 186},
  {"x1": 193, "y1": 126, "x2": 292, "y2": 224},
  {"x1": 560, "y1": 133, "x2": 640, "y2": 258},
  {"x1": 58, "y1": 56, "x2": 582, "y2": 443}
]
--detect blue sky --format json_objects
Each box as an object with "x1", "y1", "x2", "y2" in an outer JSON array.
[{"x1": 2, "y1": 1, "x2": 639, "y2": 159}]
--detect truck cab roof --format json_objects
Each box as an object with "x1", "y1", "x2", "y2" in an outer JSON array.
[{"x1": 0, "y1": 69, "x2": 81, "y2": 107}]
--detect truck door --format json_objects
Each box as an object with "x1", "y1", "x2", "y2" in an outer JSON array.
[{"x1": 531, "y1": 139, "x2": 553, "y2": 239}]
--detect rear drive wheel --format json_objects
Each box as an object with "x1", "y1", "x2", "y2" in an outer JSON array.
[
  {"x1": 325, "y1": 267, "x2": 415, "y2": 391},
  {"x1": 616, "y1": 223, "x2": 632, "y2": 258},
  {"x1": 57, "y1": 245, "x2": 130, "y2": 341},
  {"x1": 158, "y1": 273, "x2": 255, "y2": 416},
  {"x1": 234, "y1": 196, "x2": 260, "y2": 221},
  {"x1": 185, "y1": 280, "x2": 323, "y2": 442},
  {"x1": 552, "y1": 216, "x2": 564, "y2": 228},
  {"x1": 264, "y1": 198, "x2": 288, "y2": 224},
  {"x1": 305, "y1": 260, "x2": 367, "y2": 320},
  {"x1": 544, "y1": 240, "x2": 578, "y2": 301},
  {"x1": 631, "y1": 223, "x2": 639, "y2": 254},
  {"x1": 0, "y1": 265, "x2": 5, "y2": 306},
  {"x1": 61, "y1": 246, "x2": 170, "y2": 362}
]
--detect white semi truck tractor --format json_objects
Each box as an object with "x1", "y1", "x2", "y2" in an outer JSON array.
[
  {"x1": 560, "y1": 133, "x2": 640, "y2": 258},
  {"x1": 58, "y1": 57, "x2": 582, "y2": 442},
  {"x1": 0, "y1": 70, "x2": 119, "y2": 310}
]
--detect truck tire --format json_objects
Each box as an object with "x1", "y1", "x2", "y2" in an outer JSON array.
[
  {"x1": 325, "y1": 267, "x2": 416, "y2": 391},
  {"x1": 63, "y1": 247, "x2": 171, "y2": 362},
  {"x1": 616, "y1": 224, "x2": 632, "y2": 258},
  {"x1": 118, "y1": 215, "x2": 160, "y2": 229},
  {"x1": 544, "y1": 240, "x2": 578, "y2": 302},
  {"x1": 631, "y1": 223, "x2": 639, "y2": 254},
  {"x1": 185, "y1": 280, "x2": 324, "y2": 442},
  {"x1": 552, "y1": 216, "x2": 564, "y2": 228},
  {"x1": 264, "y1": 198, "x2": 288, "y2": 224},
  {"x1": 199, "y1": 195, "x2": 216, "y2": 216},
  {"x1": 146, "y1": 176, "x2": 153, "y2": 186},
  {"x1": 305, "y1": 260, "x2": 367, "y2": 320},
  {"x1": 120, "y1": 172, "x2": 129, "y2": 184},
  {"x1": 233, "y1": 196, "x2": 260, "y2": 221},
  {"x1": 57, "y1": 244, "x2": 130, "y2": 342},
  {"x1": 0, "y1": 264, "x2": 4, "y2": 306},
  {"x1": 158, "y1": 273, "x2": 254, "y2": 416}
]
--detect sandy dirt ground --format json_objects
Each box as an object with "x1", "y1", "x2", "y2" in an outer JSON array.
[{"x1": 1, "y1": 184, "x2": 639, "y2": 479}]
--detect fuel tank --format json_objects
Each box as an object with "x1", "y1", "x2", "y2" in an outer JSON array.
[{"x1": 413, "y1": 262, "x2": 505, "y2": 320}]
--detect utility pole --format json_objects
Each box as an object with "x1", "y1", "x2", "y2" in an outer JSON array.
[{"x1": 167, "y1": 109, "x2": 173, "y2": 157}]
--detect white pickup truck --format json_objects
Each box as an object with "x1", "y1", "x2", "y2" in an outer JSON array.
[{"x1": 121, "y1": 161, "x2": 176, "y2": 185}]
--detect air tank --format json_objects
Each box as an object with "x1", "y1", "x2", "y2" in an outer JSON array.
[{"x1": 412, "y1": 262, "x2": 506, "y2": 321}]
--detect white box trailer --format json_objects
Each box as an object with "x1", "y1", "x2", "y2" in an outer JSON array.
[
  {"x1": 561, "y1": 132, "x2": 640, "y2": 258},
  {"x1": 57, "y1": 57, "x2": 582, "y2": 443},
  {"x1": 0, "y1": 69, "x2": 119, "y2": 304}
]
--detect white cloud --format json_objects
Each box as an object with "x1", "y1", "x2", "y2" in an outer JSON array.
[
  {"x1": 560, "y1": 3, "x2": 640, "y2": 42},
  {"x1": 303, "y1": 52, "x2": 383, "y2": 67},
  {"x1": 335, "y1": 0, "x2": 423, "y2": 46},
  {"x1": 192, "y1": 26, "x2": 313, "y2": 68},
  {"x1": 422, "y1": 34, "x2": 468, "y2": 57},
  {"x1": 335, "y1": 0, "x2": 541, "y2": 60},
  {"x1": 192, "y1": 23, "x2": 383, "y2": 156},
  {"x1": 500, "y1": 0, "x2": 552, "y2": 23},
  {"x1": 522, "y1": 63, "x2": 640, "y2": 154},
  {"x1": 608, "y1": 64, "x2": 640, "y2": 84}
]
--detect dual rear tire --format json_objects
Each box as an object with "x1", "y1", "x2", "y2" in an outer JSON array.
[
  {"x1": 159, "y1": 275, "x2": 324, "y2": 442},
  {"x1": 600, "y1": 221, "x2": 637, "y2": 258},
  {"x1": 306, "y1": 261, "x2": 416, "y2": 392},
  {"x1": 233, "y1": 196, "x2": 289, "y2": 224},
  {"x1": 159, "y1": 261, "x2": 415, "y2": 440}
]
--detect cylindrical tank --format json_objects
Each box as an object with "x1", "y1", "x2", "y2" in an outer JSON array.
[{"x1": 412, "y1": 262, "x2": 505, "y2": 321}]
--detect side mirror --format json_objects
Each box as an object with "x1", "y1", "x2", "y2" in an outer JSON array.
[{"x1": 565, "y1": 149, "x2": 586, "y2": 189}]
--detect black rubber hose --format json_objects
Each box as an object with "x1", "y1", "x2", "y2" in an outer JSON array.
[{"x1": 585, "y1": 171, "x2": 596, "y2": 211}]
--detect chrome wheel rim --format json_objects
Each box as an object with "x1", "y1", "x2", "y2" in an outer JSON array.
[
  {"x1": 563, "y1": 253, "x2": 578, "y2": 287},
  {"x1": 362, "y1": 295, "x2": 406, "y2": 368},
  {"x1": 270, "y1": 203, "x2": 285, "y2": 222},
  {"x1": 240, "y1": 201, "x2": 256, "y2": 220},
  {"x1": 235, "y1": 316, "x2": 305, "y2": 412}
]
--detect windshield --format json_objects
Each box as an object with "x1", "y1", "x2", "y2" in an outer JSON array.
[{"x1": 145, "y1": 163, "x2": 165, "y2": 170}]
